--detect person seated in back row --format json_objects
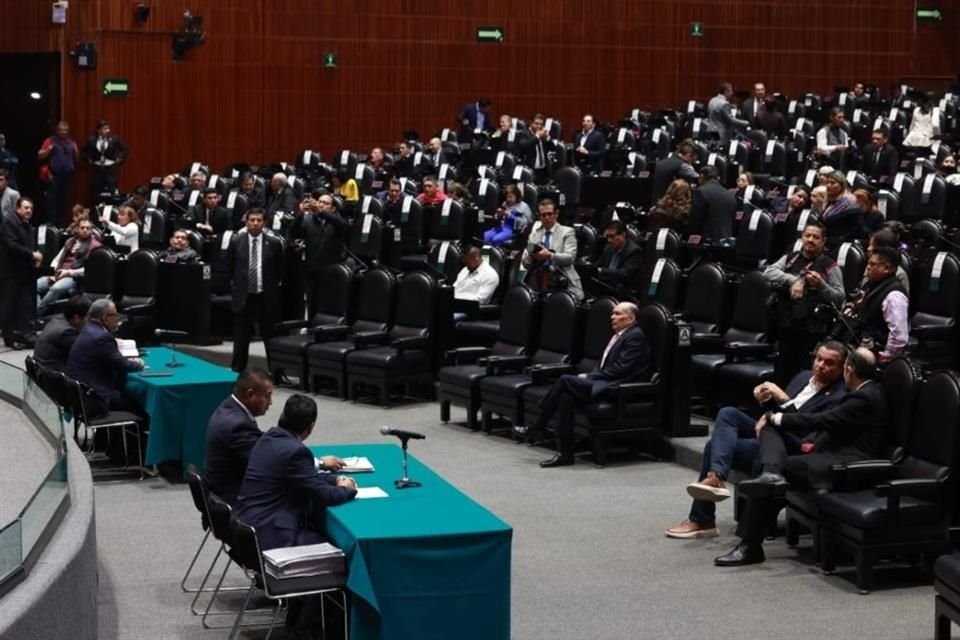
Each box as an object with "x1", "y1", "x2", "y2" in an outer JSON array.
[
  {"x1": 483, "y1": 184, "x2": 532, "y2": 246},
  {"x1": 33, "y1": 295, "x2": 91, "y2": 372},
  {"x1": 160, "y1": 229, "x2": 199, "y2": 264}
]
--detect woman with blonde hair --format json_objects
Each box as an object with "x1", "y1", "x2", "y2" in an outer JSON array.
[
  {"x1": 100, "y1": 204, "x2": 140, "y2": 252},
  {"x1": 648, "y1": 179, "x2": 693, "y2": 232}
]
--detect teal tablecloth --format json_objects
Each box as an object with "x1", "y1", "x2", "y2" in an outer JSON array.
[
  {"x1": 310, "y1": 443, "x2": 512, "y2": 640},
  {"x1": 126, "y1": 347, "x2": 236, "y2": 472}
]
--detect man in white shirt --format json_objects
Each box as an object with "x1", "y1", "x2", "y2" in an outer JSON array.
[{"x1": 453, "y1": 246, "x2": 499, "y2": 311}]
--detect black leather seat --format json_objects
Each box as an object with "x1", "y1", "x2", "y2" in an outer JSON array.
[
  {"x1": 571, "y1": 302, "x2": 677, "y2": 466},
  {"x1": 735, "y1": 210, "x2": 775, "y2": 270},
  {"x1": 935, "y1": 553, "x2": 960, "y2": 639},
  {"x1": 82, "y1": 246, "x2": 118, "y2": 301},
  {"x1": 478, "y1": 291, "x2": 581, "y2": 433},
  {"x1": 115, "y1": 249, "x2": 159, "y2": 341},
  {"x1": 437, "y1": 286, "x2": 539, "y2": 430},
  {"x1": 691, "y1": 270, "x2": 771, "y2": 411},
  {"x1": 783, "y1": 357, "x2": 921, "y2": 563},
  {"x1": 909, "y1": 251, "x2": 960, "y2": 369},
  {"x1": 453, "y1": 245, "x2": 507, "y2": 347},
  {"x1": 266, "y1": 263, "x2": 354, "y2": 387},
  {"x1": 305, "y1": 268, "x2": 396, "y2": 398},
  {"x1": 348, "y1": 212, "x2": 385, "y2": 267},
  {"x1": 832, "y1": 241, "x2": 866, "y2": 295},
  {"x1": 639, "y1": 257, "x2": 682, "y2": 310},
  {"x1": 818, "y1": 370, "x2": 960, "y2": 593},
  {"x1": 678, "y1": 261, "x2": 728, "y2": 342},
  {"x1": 345, "y1": 271, "x2": 438, "y2": 406}
]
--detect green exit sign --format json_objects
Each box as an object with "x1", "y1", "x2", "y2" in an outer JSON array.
[
  {"x1": 102, "y1": 78, "x2": 129, "y2": 97},
  {"x1": 690, "y1": 22, "x2": 704, "y2": 38},
  {"x1": 323, "y1": 52, "x2": 337, "y2": 68},
  {"x1": 916, "y1": 8, "x2": 943, "y2": 21},
  {"x1": 476, "y1": 26, "x2": 504, "y2": 43}
]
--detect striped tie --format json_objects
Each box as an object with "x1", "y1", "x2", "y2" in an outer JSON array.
[{"x1": 248, "y1": 236, "x2": 259, "y2": 293}]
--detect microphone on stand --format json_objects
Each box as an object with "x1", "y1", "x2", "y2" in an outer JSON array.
[
  {"x1": 154, "y1": 328, "x2": 190, "y2": 368},
  {"x1": 380, "y1": 426, "x2": 424, "y2": 489}
]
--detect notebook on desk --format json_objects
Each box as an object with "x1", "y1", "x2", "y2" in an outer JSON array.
[{"x1": 316, "y1": 456, "x2": 375, "y2": 473}]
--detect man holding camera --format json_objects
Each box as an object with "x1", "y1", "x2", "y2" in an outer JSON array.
[
  {"x1": 290, "y1": 192, "x2": 349, "y2": 319},
  {"x1": 763, "y1": 220, "x2": 845, "y2": 383},
  {"x1": 521, "y1": 198, "x2": 582, "y2": 301}
]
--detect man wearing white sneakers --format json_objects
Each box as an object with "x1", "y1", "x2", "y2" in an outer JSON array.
[{"x1": 665, "y1": 341, "x2": 847, "y2": 539}]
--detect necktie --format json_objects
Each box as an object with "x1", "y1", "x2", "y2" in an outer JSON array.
[
  {"x1": 535, "y1": 140, "x2": 545, "y2": 169},
  {"x1": 543, "y1": 230, "x2": 552, "y2": 250},
  {"x1": 609, "y1": 251, "x2": 620, "y2": 270},
  {"x1": 600, "y1": 333, "x2": 619, "y2": 368},
  {"x1": 97, "y1": 137, "x2": 107, "y2": 153},
  {"x1": 875, "y1": 150, "x2": 881, "y2": 168},
  {"x1": 248, "y1": 237, "x2": 260, "y2": 293}
]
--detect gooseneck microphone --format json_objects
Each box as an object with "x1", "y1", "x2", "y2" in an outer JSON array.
[
  {"x1": 380, "y1": 426, "x2": 426, "y2": 440},
  {"x1": 380, "y1": 426, "x2": 424, "y2": 489}
]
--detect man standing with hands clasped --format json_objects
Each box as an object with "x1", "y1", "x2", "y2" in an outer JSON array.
[
  {"x1": 0, "y1": 197, "x2": 44, "y2": 348},
  {"x1": 517, "y1": 302, "x2": 651, "y2": 467}
]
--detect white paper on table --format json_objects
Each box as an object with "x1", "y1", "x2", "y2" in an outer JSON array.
[{"x1": 355, "y1": 487, "x2": 388, "y2": 499}]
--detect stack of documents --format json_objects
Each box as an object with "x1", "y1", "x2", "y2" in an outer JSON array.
[
  {"x1": 315, "y1": 456, "x2": 375, "y2": 473},
  {"x1": 262, "y1": 542, "x2": 346, "y2": 579}
]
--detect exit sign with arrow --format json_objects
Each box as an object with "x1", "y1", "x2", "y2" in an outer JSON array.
[
  {"x1": 476, "y1": 26, "x2": 505, "y2": 43},
  {"x1": 102, "y1": 78, "x2": 130, "y2": 97},
  {"x1": 917, "y1": 8, "x2": 944, "y2": 21}
]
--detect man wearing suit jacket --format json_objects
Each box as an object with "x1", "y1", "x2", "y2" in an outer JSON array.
[
  {"x1": 524, "y1": 302, "x2": 651, "y2": 467},
  {"x1": 425, "y1": 137, "x2": 449, "y2": 170},
  {"x1": 519, "y1": 114, "x2": 553, "y2": 184},
  {"x1": 237, "y1": 394, "x2": 355, "y2": 550},
  {"x1": 708, "y1": 83, "x2": 749, "y2": 145},
  {"x1": 0, "y1": 197, "x2": 43, "y2": 348},
  {"x1": 594, "y1": 220, "x2": 643, "y2": 288},
  {"x1": 457, "y1": 97, "x2": 494, "y2": 142},
  {"x1": 689, "y1": 165, "x2": 737, "y2": 242},
  {"x1": 204, "y1": 368, "x2": 275, "y2": 506},
  {"x1": 184, "y1": 188, "x2": 231, "y2": 236},
  {"x1": 81, "y1": 120, "x2": 128, "y2": 204},
  {"x1": 65, "y1": 298, "x2": 146, "y2": 416},
  {"x1": 666, "y1": 341, "x2": 847, "y2": 539},
  {"x1": 740, "y1": 82, "x2": 766, "y2": 123},
  {"x1": 227, "y1": 209, "x2": 285, "y2": 372},
  {"x1": 290, "y1": 193, "x2": 350, "y2": 319},
  {"x1": 521, "y1": 198, "x2": 583, "y2": 301},
  {"x1": 862, "y1": 129, "x2": 899, "y2": 184},
  {"x1": 651, "y1": 140, "x2": 699, "y2": 204},
  {"x1": 716, "y1": 347, "x2": 888, "y2": 566},
  {"x1": 33, "y1": 295, "x2": 90, "y2": 372},
  {"x1": 572, "y1": 114, "x2": 606, "y2": 175},
  {"x1": 0, "y1": 170, "x2": 20, "y2": 218},
  {"x1": 265, "y1": 173, "x2": 298, "y2": 228},
  {"x1": 490, "y1": 114, "x2": 529, "y2": 156}
]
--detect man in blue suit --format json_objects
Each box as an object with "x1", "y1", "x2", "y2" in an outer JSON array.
[
  {"x1": 66, "y1": 298, "x2": 146, "y2": 417},
  {"x1": 457, "y1": 97, "x2": 494, "y2": 141},
  {"x1": 572, "y1": 113, "x2": 607, "y2": 175},
  {"x1": 236, "y1": 394, "x2": 357, "y2": 551},
  {"x1": 665, "y1": 341, "x2": 847, "y2": 539},
  {"x1": 524, "y1": 302, "x2": 651, "y2": 468}
]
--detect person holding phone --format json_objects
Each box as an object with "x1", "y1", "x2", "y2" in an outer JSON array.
[{"x1": 521, "y1": 198, "x2": 582, "y2": 300}]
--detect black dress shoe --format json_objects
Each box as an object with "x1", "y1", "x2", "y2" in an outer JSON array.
[
  {"x1": 714, "y1": 542, "x2": 765, "y2": 567},
  {"x1": 511, "y1": 425, "x2": 529, "y2": 442},
  {"x1": 737, "y1": 472, "x2": 788, "y2": 497},
  {"x1": 539, "y1": 453, "x2": 574, "y2": 468}
]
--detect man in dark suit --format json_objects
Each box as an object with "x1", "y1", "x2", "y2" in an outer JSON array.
[
  {"x1": 290, "y1": 193, "x2": 350, "y2": 319},
  {"x1": 33, "y1": 295, "x2": 90, "y2": 371},
  {"x1": 425, "y1": 137, "x2": 449, "y2": 169},
  {"x1": 518, "y1": 114, "x2": 553, "y2": 184},
  {"x1": 160, "y1": 229, "x2": 199, "y2": 264},
  {"x1": 666, "y1": 341, "x2": 847, "y2": 539},
  {"x1": 715, "y1": 347, "x2": 888, "y2": 566},
  {"x1": 0, "y1": 197, "x2": 43, "y2": 349},
  {"x1": 689, "y1": 165, "x2": 737, "y2": 243},
  {"x1": 572, "y1": 114, "x2": 606, "y2": 175},
  {"x1": 204, "y1": 368, "x2": 274, "y2": 506},
  {"x1": 66, "y1": 298, "x2": 146, "y2": 417},
  {"x1": 740, "y1": 82, "x2": 766, "y2": 122},
  {"x1": 239, "y1": 172, "x2": 266, "y2": 210},
  {"x1": 237, "y1": 393, "x2": 356, "y2": 549},
  {"x1": 457, "y1": 97, "x2": 494, "y2": 142},
  {"x1": 265, "y1": 173, "x2": 298, "y2": 228},
  {"x1": 227, "y1": 209, "x2": 285, "y2": 372},
  {"x1": 594, "y1": 220, "x2": 643, "y2": 289},
  {"x1": 862, "y1": 129, "x2": 899, "y2": 184},
  {"x1": 522, "y1": 302, "x2": 651, "y2": 467},
  {"x1": 184, "y1": 188, "x2": 231, "y2": 236},
  {"x1": 651, "y1": 139, "x2": 699, "y2": 204},
  {"x1": 490, "y1": 114, "x2": 529, "y2": 156},
  {"x1": 236, "y1": 394, "x2": 355, "y2": 637},
  {"x1": 81, "y1": 120, "x2": 128, "y2": 204}
]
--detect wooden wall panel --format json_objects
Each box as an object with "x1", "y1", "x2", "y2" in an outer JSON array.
[{"x1": 0, "y1": 0, "x2": 957, "y2": 197}]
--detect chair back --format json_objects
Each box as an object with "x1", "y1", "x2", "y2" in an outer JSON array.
[
  {"x1": 351, "y1": 267, "x2": 396, "y2": 332},
  {"x1": 735, "y1": 210, "x2": 775, "y2": 268},
  {"x1": 635, "y1": 302, "x2": 673, "y2": 379},
  {"x1": 427, "y1": 199, "x2": 466, "y2": 241},
  {"x1": 640, "y1": 258, "x2": 682, "y2": 311},
  {"x1": 492, "y1": 285, "x2": 538, "y2": 355},
  {"x1": 206, "y1": 492, "x2": 235, "y2": 545},
  {"x1": 577, "y1": 297, "x2": 616, "y2": 372},
  {"x1": 427, "y1": 240, "x2": 462, "y2": 284},
  {"x1": 683, "y1": 261, "x2": 727, "y2": 334},
  {"x1": 881, "y1": 357, "x2": 921, "y2": 452},
  {"x1": 122, "y1": 249, "x2": 159, "y2": 304},
  {"x1": 913, "y1": 251, "x2": 960, "y2": 323},
  {"x1": 833, "y1": 241, "x2": 866, "y2": 294},
  {"x1": 531, "y1": 291, "x2": 580, "y2": 364},
  {"x1": 186, "y1": 464, "x2": 211, "y2": 530},
  {"x1": 645, "y1": 228, "x2": 681, "y2": 267},
  {"x1": 314, "y1": 263, "x2": 354, "y2": 326},
  {"x1": 392, "y1": 271, "x2": 436, "y2": 339},
  {"x1": 228, "y1": 517, "x2": 264, "y2": 576},
  {"x1": 726, "y1": 270, "x2": 769, "y2": 342},
  {"x1": 389, "y1": 195, "x2": 424, "y2": 253},
  {"x1": 553, "y1": 166, "x2": 581, "y2": 208},
  {"x1": 348, "y1": 213, "x2": 385, "y2": 263},
  {"x1": 84, "y1": 247, "x2": 118, "y2": 301},
  {"x1": 900, "y1": 371, "x2": 960, "y2": 480},
  {"x1": 914, "y1": 174, "x2": 947, "y2": 221}
]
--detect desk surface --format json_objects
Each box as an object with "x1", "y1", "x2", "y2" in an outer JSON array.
[
  {"x1": 127, "y1": 347, "x2": 236, "y2": 470},
  {"x1": 312, "y1": 443, "x2": 512, "y2": 640}
]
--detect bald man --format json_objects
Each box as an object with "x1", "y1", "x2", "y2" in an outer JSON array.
[
  {"x1": 265, "y1": 172, "x2": 298, "y2": 227},
  {"x1": 522, "y1": 302, "x2": 652, "y2": 467}
]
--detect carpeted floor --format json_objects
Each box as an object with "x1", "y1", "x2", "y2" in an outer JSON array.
[{"x1": 0, "y1": 343, "x2": 942, "y2": 640}]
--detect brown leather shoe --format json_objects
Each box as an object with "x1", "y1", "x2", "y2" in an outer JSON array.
[
  {"x1": 686, "y1": 471, "x2": 731, "y2": 502},
  {"x1": 665, "y1": 519, "x2": 718, "y2": 539}
]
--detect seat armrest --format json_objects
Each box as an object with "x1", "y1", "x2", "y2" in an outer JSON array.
[
  {"x1": 278, "y1": 319, "x2": 311, "y2": 331},
  {"x1": 444, "y1": 346, "x2": 491, "y2": 365},
  {"x1": 829, "y1": 460, "x2": 897, "y2": 492},
  {"x1": 313, "y1": 325, "x2": 352, "y2": 342},
  {"x1": 122, "y1": 303, "x2": 155, "y2": 315},
  {"x1": 392, "y1": 335, "x2": 429, "y2": 353},
  {"x1": 691, "y1": 333, "x2": 725, "y2": 353},
  {"x1": 476, "y1": 304, "x2": 501, "y2": 321},
  {"x1": 912, "y1": 324, "x2": 954, "y2": 342},
  {"x1": 608, "y1": 378, "x2": 660, "y2": 414},
  {"x1": 452, "y1": 298, "x2": 481, "y2": 315},
  {"x1": 352, "y1": 331, "x2": 392, "y2": 349},
  {"x1": 724, "y1": 341, "x2": 772, "y2": 363},
  {"x1": 528, "y1": 363, "x2": 576, "y2": 385},
  {"x1": 877, "y1": 477, "x2": 941, "y2": 501},
  {"x1": 485, "y1": 355, "x2": 529, "y2": 375}
]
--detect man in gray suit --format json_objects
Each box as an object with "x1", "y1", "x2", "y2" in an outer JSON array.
[
  {"x1": 708, "y1": 82, "x2": 750, "y2": 145},
  {"x1": 0, "y1": 169, "x2": 20, "y2": 217},
  {"x1": 522, "y1": 198, "x2": 583, "y2": 301}
]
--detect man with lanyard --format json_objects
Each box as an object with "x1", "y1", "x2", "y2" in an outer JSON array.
[
  {"x1": 763, "y1": 220, "x2": 845, "y2": 383},
  {"x1": 841, "y1": 246, "x2": 909, "y2": 362},
  {"x1": 36, "y1": 218, "x2": 102, "y2": 317}
]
